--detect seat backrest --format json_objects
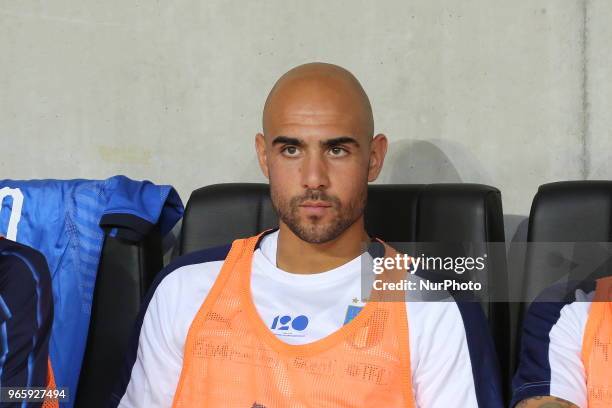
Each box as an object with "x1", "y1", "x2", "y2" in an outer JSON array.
[
  {"x1": 523, "y1": 181, "x2": 612, "y2": 300},
  {"x1": 74, "y1": 229, "x2": 162, "y2": 408},
  {"x1": 512, "y1": 181, "x2": 612, "y2": 387},
  {"x1": 179, "y1": 184, "x2": 279, "y2": 253},
  {"x1": 179, "y1": 183, "x2": 506, "y2": 250},
  {"x1": 528, "y1": 181, "x2": 612, "y2": 242}
]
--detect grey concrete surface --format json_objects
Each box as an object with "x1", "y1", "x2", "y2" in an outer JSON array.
[
  {"x1": 587, "y1": 0, "x2": 612, "y2": 181},
  {"x1": 0, "y1": 0, "x2": 608, "y2": 221}
]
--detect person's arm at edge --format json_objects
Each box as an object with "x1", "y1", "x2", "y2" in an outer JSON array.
[
  {"x1": 117, "y1": 278, "x2": 184, "y2": 408},
  {"x1": 409, "y1": 300, "x2": 504, "y2": 407},
  {"x1": 511, "y1": 296, "x2": 590, "y2": 408}
]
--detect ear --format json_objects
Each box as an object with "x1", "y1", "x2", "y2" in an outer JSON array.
[
  {"x1": 255, "y1": 133, "x2": 270, "y2": 179},
  {"x1": 367, "y1": 134, "x2": 388, "y2": 182}
]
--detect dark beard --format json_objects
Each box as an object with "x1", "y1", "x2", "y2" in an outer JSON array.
[{"x1": 270, "y1": 186, "x2": 366, "y2": 244}]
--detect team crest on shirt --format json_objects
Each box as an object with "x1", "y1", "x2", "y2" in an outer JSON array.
[{"x1": 344, "y1": 304, "x2": 364, "y2": 325}]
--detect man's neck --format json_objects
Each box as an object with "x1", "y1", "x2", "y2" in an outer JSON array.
[{"x1": 275, "y1": 219, "x2": 369, "y2": 274}]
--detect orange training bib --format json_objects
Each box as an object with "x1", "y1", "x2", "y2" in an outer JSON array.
[
  {"x1": 42, "y1": 358, "x2": 59, "y2": 408},
  {"x1": 582, "y1": 276, "x2": 612, "y2": 407},
  {"x1": 172, "y1": 233, "x2": 415, "y2": 408}
]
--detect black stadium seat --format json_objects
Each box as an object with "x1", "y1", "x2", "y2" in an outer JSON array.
[
  {"x1": 524, "y1": 181, "x2": 612, "y2": 298},
  {"x1": 512, "y1": 181, "x2": 612, "y2": 382},
  {"x1": 75, "y1": 229, "x2": 163, "y2": 408},
  {"x1": 177, "y1": 182, "x2": 510, "y2": 394}
]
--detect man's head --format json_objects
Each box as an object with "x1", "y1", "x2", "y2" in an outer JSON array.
[{"x1": 256, "y1": 62, "x2": 387, "y2": 244}]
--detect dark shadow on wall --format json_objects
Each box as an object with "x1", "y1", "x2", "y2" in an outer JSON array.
[
  {"x1": 505, "y1": 215, "x2": 529, "y2": 246},
  {"x1": 382, "y1": 139, "x2": 494, "y2": 185},
  {"x1": 506, "y1": 215, "x2": 529, "y2": 296},
  {"x1": 505, "y1": 214, "x2": 529, "y2": 386},
  {"x1": 384, "y1": 139, "x2": 462, "y2": 183}
]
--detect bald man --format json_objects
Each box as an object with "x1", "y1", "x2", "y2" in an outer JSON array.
[{"x1": 112, "y1": 63, "x2": 503, "y2": 407}]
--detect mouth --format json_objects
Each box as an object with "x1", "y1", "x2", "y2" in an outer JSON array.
[
  {"x1": 300, "y1": 201, "x2": 332, "y2": 208},
  {"x1": 299, "y1": 201, "x2": 332, "y2": 216}
]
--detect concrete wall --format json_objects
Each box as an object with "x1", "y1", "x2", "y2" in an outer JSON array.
[{"x1": 0, "y1": 1, "x2": 609, "y2": 228}]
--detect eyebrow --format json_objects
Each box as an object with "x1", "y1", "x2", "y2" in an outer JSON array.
[
  {"x1": 321, "y1": 136, "x2": 360, "y2": 149},
  {"x1": 272, "y1": 136, "x2": 303, "y2": 146},
  {"x1": 271, "y1": 136, "x2": 360, "y2": 148}
]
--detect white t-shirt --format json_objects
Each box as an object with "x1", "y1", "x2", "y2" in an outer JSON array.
[
  {"x1": 512, "y1": 287, "x2": 594, "y2": 408},
  {"x1": 114, "y1": 230, "x2": 501, "y2": 407}
]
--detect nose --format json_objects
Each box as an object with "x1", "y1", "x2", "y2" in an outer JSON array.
[{"x1": 300, "y1": 153, "x2": 330, "y2": 190}]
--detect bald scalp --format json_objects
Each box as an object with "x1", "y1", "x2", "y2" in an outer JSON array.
[{"x1": 262, "y1": 63, "x2": 374, "y2": 139}]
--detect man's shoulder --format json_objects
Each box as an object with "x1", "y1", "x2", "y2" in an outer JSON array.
[
  {"x1": 167, "y1": 244, "x2": 233, "y2": 273},
  {"x1": 403, "y1": 272, "x2": 483, "y2": 309},
  {"x1": 149, "y1": 243, "x2": 232, "y2": 299},
  {"x1": 523, "y1": 282, "x2": 595, "y2": 330},
  {"x1": 404, "y1": 273, "x2": 491, "y2": 345},
  {"x1": 404, "y1": 275, "x2": 504, "y2": 407}
]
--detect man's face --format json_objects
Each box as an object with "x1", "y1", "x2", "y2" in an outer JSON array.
[
  {"x1": 256, "y1": 77, "x2": 385, "y2": 244},
  {"x1": 267, "y1": 130, "x2": 370, "y2": 244}
]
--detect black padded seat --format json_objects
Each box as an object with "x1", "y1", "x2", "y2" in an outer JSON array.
[
  {"x1": 75, "y1": 230, "x2": 163, "y2": 408},
  {"x1": 512, "y1": 181, "x2": 612, "y2": 381}
]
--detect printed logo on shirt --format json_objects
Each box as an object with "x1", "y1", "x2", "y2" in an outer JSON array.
[
  {"x1": 251, "y1": 403, "x2": 267, "y2": 408},
  {"x1": 270, "y1": 314, "x2": 309, "y2": 337},
  {"x1": 0, "y1": 187, "x2": 24, "y2": 240}
]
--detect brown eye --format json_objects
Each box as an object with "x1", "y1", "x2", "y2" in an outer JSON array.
[
  {"x1": 329, "y1": 147, "x2": 348, "y2": 157},
  {"x1": 282, "y1": 146, "x2": 300, "y2": 157}
]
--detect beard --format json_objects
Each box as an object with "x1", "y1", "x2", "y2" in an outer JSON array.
[{"x1": 270, "y1": 184, "x2": 367, "y2": 244}]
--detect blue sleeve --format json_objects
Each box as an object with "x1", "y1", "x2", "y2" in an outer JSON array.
[
  {"x1": 99, "y1": 175, "x2": 184, "y2": 242},
  {"x1": 455, "y1": 301, "x2": 505, "y2": 407},
  {"x1": 510, "y1": 301, "x2": 568, "y2": 406}
]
